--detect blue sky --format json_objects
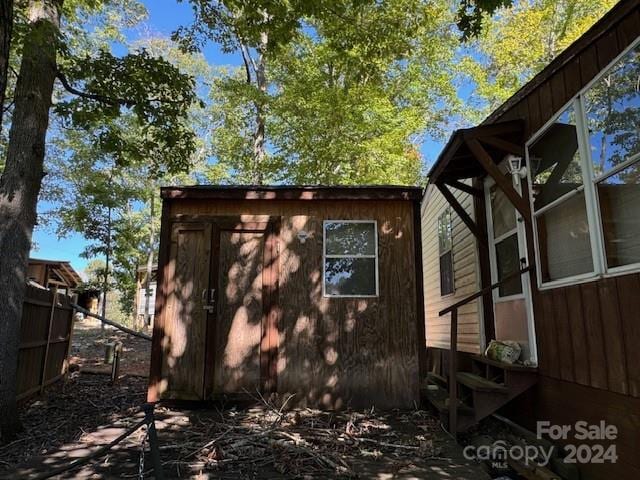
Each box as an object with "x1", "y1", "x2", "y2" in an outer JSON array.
[{"x1": 30, "y1": 0, "x2": 447, "y2": 274}]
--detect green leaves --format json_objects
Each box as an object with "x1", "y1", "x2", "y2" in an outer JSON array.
[
  {"x1": 456, "y1": 0, "x2": 512, "y2": 40},
  {"x1": 55, "y1": 49, "x2": 198, "y2": 174},
  {"x1": 203, "y1": 0, "x2": 459, "y2": 185},
  {"x1": 458, "y1": 0, "x2": 618, "y2": 119}
]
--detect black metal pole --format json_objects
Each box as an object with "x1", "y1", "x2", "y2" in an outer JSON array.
[{"x1": 142, "y1": 403, "x2": 164, "y2": 480}]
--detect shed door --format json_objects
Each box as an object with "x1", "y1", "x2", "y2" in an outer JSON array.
[
  {"x1": 161, "y1": 222, "x2": 212, "y2": 399},
  {"x1": 208, "y1": 221, "x2": 278, "y2": 396}
]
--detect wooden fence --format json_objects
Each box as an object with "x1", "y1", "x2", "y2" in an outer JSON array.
[{"x1": 16, "y1": 285, "x2": 75, "y2": 401}]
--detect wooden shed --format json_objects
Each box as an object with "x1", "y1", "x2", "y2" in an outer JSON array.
[
  {"x1": 27, "y1": 258, "x2": 82, "y2": 295},
  {"x1": 148, "y1": 185, "x2": 425, "y2": 409},
  {"x1": 422, "y1": 1, "x2": 640, "y2": 478}
]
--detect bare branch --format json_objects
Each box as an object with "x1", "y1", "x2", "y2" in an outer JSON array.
[
  {"x1": 56, "y1": 70, "x2": 190, "y2": 107},
  {"x1": 56, "y1": 70, "x2": 133, "y2": 107}
]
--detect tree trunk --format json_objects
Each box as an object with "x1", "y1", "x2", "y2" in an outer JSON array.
[
  {"x1": 101, "y1": 203, "x2": 112, "y2": 327},
  {"x1": 143, "y1": 193, "x2": 155, "y2": 328},
  {"x1": 0, "y1": 0, "x2": 13, "y2": 136},
  {"x1": 0, "y1": 0, "x2": 62, "y2": 441},
  {"x1": 252, "y1": 30, "x2": 268, "y2": 185}
]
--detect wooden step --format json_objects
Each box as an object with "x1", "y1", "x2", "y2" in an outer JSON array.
[
  {"x1": 456, "y1": 372, "x2": 508, "y2": 393},
  {"x1": 471, "y1": 354, "x2": 538, "y2": 372},
  {"x1": 423, "y1": 384, "x2": 474, "y2": 416},
  {"x1": 425, "y1": 372, "x2": 447, "y2": 388}
]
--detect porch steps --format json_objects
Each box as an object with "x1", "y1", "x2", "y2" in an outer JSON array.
[{"x1": 422, "y1": 356, "x2": 538, "y2": 433}]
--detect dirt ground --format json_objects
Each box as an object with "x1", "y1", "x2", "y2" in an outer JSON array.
[
  {"x1": 69, "y1": 319, "x2": 151, "y2": 377},
  {"x1": 0, "y1": 321, "x2": 490, "y2": 479}
]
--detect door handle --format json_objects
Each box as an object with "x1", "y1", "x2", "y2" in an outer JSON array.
[{"x1": 202, "y1": 288, "x2": 216, "y2": 312}]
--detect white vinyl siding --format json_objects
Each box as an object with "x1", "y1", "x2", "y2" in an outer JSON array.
[{"x1": 421, "y1": 183, "x2": 482, "y2": 354}]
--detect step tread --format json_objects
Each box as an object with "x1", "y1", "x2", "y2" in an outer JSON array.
[
  {"x1": 423, "y1": 384, "x2": 475, "y2": 416},
  {"x1": 456, "y1": 372, "x2": 508, "y2": 393},
  {"x1": 425, "y1": 372, "x2": 447, "y2": 386},
  {"x1": 471, "y1": 354, "x2": 539, "y2": 372}
]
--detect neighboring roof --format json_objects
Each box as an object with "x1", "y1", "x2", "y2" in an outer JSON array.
[
  {"x1": 28, "y1": 258, "x2": 83, "y2": 287},
  {"x1": 161, "y1": 185, "x2": 424, "y2": 201},
  {"x1": 483, "y1": 0, "x2": 638, "y2": 125}
]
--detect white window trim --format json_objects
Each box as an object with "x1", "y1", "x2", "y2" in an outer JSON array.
[
  {"x1": 485, "y1": 176, "x2": 526, "y2": 303},
  {"x1": 437, "y1": 208, "x2": 455, "y2": 297},
  {"x1": 525, "y1": 35, "x2": 640, "y2": 290},
  {"x1": 322, "y1": 220, "x2": 379, "y2": 298}
]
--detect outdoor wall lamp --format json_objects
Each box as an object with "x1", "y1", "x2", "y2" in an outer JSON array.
[{"x1": 506, "y1": 154, "x2": 527, "y2": 179}]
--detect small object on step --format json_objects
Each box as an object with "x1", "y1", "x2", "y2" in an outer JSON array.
[{"x1": 485, "y1": 340, "x2": 521, "y2": 364}]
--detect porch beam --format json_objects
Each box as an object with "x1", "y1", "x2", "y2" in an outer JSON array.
[
  {"x1": 478, "y1": 135, "x2": 524, "y2": 156},
  {"x1": 444, "y1": 179, "x2": 482, "y2": 197},
  {"x1": 436, "y1": 182, "x2": 487, "y2": 248},
  {"x1": 465, "y1": 138, "x2": 530, "y2": 219}
]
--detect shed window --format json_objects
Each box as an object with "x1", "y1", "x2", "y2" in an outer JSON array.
[
  {"x1": 323, "y1": 221, "x2": 378, "y2": 297},
  {"x1": 438, "y1": 209, "x2": 454, "y2": 296}
]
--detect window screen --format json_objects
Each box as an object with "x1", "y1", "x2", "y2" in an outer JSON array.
[{"x1": 323, "y1": 221, "x2": 378, "y2": 296}]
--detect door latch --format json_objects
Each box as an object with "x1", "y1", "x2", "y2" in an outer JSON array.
[{"x1": 202, "y1": 288, "x2": 216, "y2": 313}]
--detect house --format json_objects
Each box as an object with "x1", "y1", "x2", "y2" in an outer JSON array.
[
  {"x1": 27, "y1": 258, "x2": 82, "y2": 295},
  {"x1": 134, "y1": 264, "x2": 157, "y2": 327},
  {"x1": 421, "y1": 0, "x2": 640, "y2": 478},
  {"x1": 148, "y1": 185, "x2": 425, "y2": 409}
]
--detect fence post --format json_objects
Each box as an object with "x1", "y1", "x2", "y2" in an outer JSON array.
[
  {"x1": 64, "y1": 294, "x2": 79, "y2": 377},
  {"x1": 40, "y1": 286, "x2": 58, "y2": 394},
  {"x1": 142, "y1": 403, "x2": 164, "y2": 480}
]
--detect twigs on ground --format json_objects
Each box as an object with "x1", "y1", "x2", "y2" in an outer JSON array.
[{"x1": 152, "y1": 397, "x2": 444, "y2": 479}]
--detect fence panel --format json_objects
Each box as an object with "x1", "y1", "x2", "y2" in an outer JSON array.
[{"x1": 16, "y1": 285, "x2": 75, "y2": 401}]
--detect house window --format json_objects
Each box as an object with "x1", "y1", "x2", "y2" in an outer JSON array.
[
  {"x1": 528, "y1": 105, "x2": 594, "y2": 283},
  {"x1": 438, "y1": 209, "x2": 454, "y2": 295},
  {"x1": 323, "y1": 221, "x2": 378, "y2": 297},
  {"x1": 526, "y1": 38, "x2": 640, "y2": 286},
  {"x1": 584, "y1": 44, "x2": 640, "y2": 269}
]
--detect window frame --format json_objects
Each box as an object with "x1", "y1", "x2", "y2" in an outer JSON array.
[
  {"x1": 322, "y1": 220, "x2": 379, "y2": 298},
  {"x1": 437, "y1": 208, "x2": 455, "y2": 296},
  {"x1": 525, "y1": 35, "x2": 640, "y2": 290},
  {"x1": 485, "y1": 178, "x2": 525, "y2": 302}
]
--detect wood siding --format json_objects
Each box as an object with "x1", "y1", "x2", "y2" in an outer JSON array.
[
  {"x1": 535, "y1": 275, "x2": 640, "y2": 398},
  {"x1": 421, "y1": 184, "x2": 482, "y2": 354},
  {"x1": 150, "y1": 199, "x2": 420, "y2": 409}
]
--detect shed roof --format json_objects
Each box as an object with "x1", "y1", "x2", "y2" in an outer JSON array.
[
  {"x1": 161, "y1": 185, "x2": 423, "y2": 201},
  {"x1": 28, "y1": 258, "x2": 82, "y2": 288}
]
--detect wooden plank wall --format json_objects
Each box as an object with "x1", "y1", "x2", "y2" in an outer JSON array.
[
  {"x1": 535, "y1": 275, "x2": 640, "y2": 398},
  {"x1": 421, "y1": 184, "x2": 482, "y2": 354},
  {"x1": 17, "y1": 285, "x2": 75, "y2": 401},
  {"x1": 164, "y1": 199, "x2": 420, "y2": 409}
]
